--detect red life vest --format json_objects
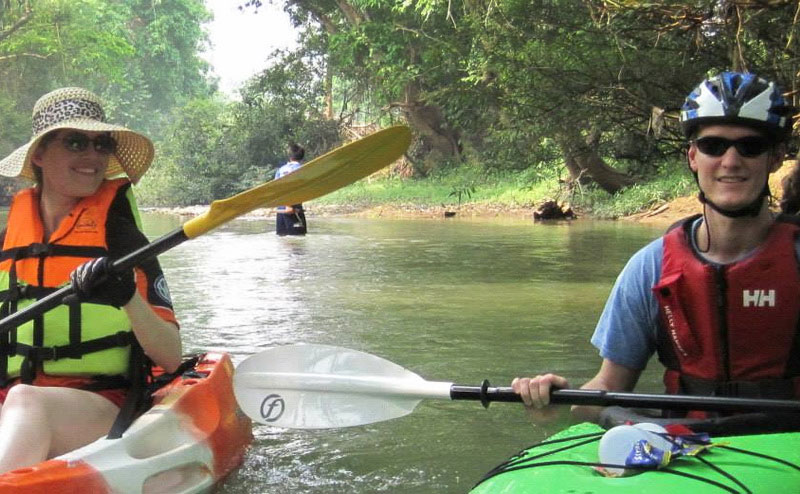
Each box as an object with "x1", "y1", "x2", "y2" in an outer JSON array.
[{"x1": 653, "y1": 215, "x2": 800, "y2": 403}]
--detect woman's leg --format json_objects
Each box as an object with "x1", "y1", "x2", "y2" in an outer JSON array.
[{"x1": 0, "y1": 384, "x2": 119, "y2": 473}]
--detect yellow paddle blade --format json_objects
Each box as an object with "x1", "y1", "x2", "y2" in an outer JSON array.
[{"x1": 183, "y1": 125, "x2": 412, "y2": 239}]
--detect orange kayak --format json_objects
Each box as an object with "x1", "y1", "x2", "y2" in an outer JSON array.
[{"x1": 0, "y1": 352, "x2": 253, "y2": 494}]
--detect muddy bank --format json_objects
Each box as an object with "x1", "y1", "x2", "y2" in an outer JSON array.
[
  {"x1": 142, "y1": 202, "x2": 540, "y2": 221},
  {"x1": 143, "y1": 160, "x2": 798, "y2": 228}
]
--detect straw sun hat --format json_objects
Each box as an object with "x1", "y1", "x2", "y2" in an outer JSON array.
[{"x1": 0, "y1": 87, "x2": 154, "y2": 184}]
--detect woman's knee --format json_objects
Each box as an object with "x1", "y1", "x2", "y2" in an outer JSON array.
[{"x1": 3, "y1": 384, "x2": 44, "y2": 412}]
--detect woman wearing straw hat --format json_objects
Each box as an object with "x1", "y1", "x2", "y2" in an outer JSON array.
[{"x1": 0, "y1": 87, "x2": 180, "y2": 472}]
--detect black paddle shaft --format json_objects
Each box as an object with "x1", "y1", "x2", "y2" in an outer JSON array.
[
  {"x1": 449, "y1": 380, "x2": 800, "y2": 413},
  {"x1": 0, "y1": 228, "x2": 189, "y2": 334}
]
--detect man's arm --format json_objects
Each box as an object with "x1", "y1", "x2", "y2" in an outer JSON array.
[{"x1": 572, "y1": 359, "x2": 642, "y2": 422}]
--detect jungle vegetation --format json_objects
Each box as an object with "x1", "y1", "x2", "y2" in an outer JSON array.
[{"x1": 0, "y1": 0, "x2": 798, "y2": 211}]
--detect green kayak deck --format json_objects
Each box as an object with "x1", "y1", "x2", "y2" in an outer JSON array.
[{"x1": 470, "y1": 422, "x2": 800, "y2": 494}]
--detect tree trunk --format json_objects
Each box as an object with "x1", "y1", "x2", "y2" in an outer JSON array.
[
  {"x1": 388, "y1": 81, "x2": 460, "y2": 169},
  {"x1": 556, "y1": 128, "x2": 635, "y2": 194},
  {"x1": 324, "y1": 58, "x2": 333, "y2": 120},
  {"x1": 403, "y1": 100, "x2": 460, "y2": 158}
]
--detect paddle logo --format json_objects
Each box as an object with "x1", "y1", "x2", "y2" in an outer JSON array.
[{"x1": 260, "y1": 394, "x2": 285, "y2": 422}]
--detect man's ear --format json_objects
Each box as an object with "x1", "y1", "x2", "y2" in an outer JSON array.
[{"x1": 687, "y1": 143, "x2": 699, "y2": 173}]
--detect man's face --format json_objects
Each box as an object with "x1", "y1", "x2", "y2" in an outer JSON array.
[{"x1": 688, "y1": 124, "x2": 782, "y2": 212}]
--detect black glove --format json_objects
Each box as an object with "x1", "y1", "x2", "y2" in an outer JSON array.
[{"x1": 70, "y1": 257, "x2": 136, "y2": 308}]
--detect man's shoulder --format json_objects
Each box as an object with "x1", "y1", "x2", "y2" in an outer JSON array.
[
  {"x1": 629, "y1": 236, "x2": 665, "y2": 266},
  {"x1": 614, "y1": 237, "x2": 664, "y2": 288}
]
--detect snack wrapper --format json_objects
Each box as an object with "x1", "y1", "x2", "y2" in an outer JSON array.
[{"x1": 595, "y1": 430, "x2": 718, "y2": 477}]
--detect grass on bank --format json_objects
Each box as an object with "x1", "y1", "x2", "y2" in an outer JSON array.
[{"x1": 312, "y1": 159, "x2": 695, "y2": 219}]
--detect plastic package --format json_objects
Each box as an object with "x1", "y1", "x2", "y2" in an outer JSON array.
[{"x1": 597, "y1": 424, "x2": 671, "y2": 476}]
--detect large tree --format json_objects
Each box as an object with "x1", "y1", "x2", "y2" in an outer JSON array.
[{"x1": 246, "y1": 0, "x2": 798, "y2": 191}]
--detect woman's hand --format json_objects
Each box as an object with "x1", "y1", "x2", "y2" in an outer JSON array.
[{"x1": 70, "y1": 257, "x2": 135, "y2": 308}]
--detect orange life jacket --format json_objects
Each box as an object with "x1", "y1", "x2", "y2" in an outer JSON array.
[{"x1": 0, "y1": 178, "x2": 135, "y2": 383}]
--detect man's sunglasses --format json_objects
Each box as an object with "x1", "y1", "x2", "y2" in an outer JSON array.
[
  {"x1": 693, "y1": 136, "x2": 771, "y2": 158},
  {"x1": 61, "y1": 132, "x2": 118, "y2": 155}
]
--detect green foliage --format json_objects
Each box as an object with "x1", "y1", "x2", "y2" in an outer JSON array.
[
  {"x1": 0, "y1": 0, "x2": 797, "y2": 210},
  {"x1": 573, "y1": 159, "x2": 696, "y2": 218},
  {"x1": 137, "y1": 96, "x2": 255, "y2": 205},
  {"x1": 314, "y1": 163, "x2": 561, "y2": 208},
  {"x1": 448, "y1": 184, "x2": 475, "y2": 206},
  {"x1": 0, "y1": 0, "x2": 214, "y2": 202}
]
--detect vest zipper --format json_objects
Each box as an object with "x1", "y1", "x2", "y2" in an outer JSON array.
[{"x1": 712, "y1": 265, "x2": 731, "y2": 381}]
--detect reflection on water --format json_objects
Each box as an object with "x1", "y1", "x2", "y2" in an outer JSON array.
[{"x1": 139, "y1": 214, "x2": 665, "y2": 494}]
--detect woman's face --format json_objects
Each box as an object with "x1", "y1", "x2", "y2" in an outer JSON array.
[{"x1": 32, "y1": 130, "x2": 114, "y2": 201}]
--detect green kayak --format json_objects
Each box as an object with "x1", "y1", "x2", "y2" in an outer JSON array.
[{"x1": 471, "y1": 421, "x2": 800, "y2": 493}]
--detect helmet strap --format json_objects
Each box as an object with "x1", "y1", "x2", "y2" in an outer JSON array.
[{"x1": 697, "y1": 184, "x2": 769, "y2": 218}]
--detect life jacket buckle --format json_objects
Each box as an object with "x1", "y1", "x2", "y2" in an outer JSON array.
[
  {"x1": 28, "y1": 242, "x2": 50, "y2": 257},
  {"x1": 113, "y1": 331, "x2": 132, "y2": 347},
  {"x1": 14, "y1": 284, "x2": 33, "y2": 299},
  {"x1": 28, "y1": 243, "x2": 50, "y2": 256},
  {"x1": 37, "y1": 346, "x2": 59, "y2": 361}
]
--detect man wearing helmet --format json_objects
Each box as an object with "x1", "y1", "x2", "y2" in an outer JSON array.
[{"x1": 511, "y1": 72, "x2": 798, "y2": 422}]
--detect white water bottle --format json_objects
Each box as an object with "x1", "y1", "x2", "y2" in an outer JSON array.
[{"x1": 597, "y1": 424, "x2": 670, "y2": 476}]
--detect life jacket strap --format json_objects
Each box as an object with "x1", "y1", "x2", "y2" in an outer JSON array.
[
  {"x1": 0, "y1": 250, "x2": 23, "y2": 382},
  {"x1": 12, "y1": 331, "x2": 133, "y2": 362},
  {"x1": 679, "y1": 374, "x2": 798, "y2": 400},
  {"x1": 663, "y1": 370, "x2": 800, "y2": 419},
  {"x1": 107, "y1": 340, "x2": 152, "y2": 439},
  {"x1": 0, "y1": 244, "x2": 107, "y2": 262},
  {"x1": 13, "y1": 331, "x2": 133, "y2": 384}
]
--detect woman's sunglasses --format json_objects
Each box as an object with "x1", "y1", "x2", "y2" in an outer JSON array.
[
  {"x1": 61, "y1": 132, "x2": 118, "y2": 155},
  {"x1": 693, "y1": 136, "x2": 771, "y2": 158}
]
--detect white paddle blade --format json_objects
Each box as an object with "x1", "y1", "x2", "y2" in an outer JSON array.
[{"x1": 234, "y1": 344, "x2": 452, "y2": 429}]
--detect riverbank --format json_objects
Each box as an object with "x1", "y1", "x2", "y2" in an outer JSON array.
[
  {"x1": 145, "y1": 159, "x2": 797, "y2": 228},
  {"x1": 144, "y1": 198, "x2": 688, "y2": 227}
]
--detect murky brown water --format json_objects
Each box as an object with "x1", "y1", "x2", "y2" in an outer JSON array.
[{"x1": 138, "y1": 213, "x2": 666, "y2": 494}]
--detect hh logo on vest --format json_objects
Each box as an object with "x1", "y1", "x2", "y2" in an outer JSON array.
[{"x1": 743, "y1": 289, "x2": 775, "y2": 307}]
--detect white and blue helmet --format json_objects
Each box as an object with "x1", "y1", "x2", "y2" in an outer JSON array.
[{"x1": 680, "y1": 72, "x2": 792, "y2": 140}]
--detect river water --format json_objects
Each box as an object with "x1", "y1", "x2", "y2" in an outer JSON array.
[{"x1": 137, "y1": 213, "x2": 669, "y2": 494}]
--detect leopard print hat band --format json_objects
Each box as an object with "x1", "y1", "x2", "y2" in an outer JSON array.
[
  {"x1": 32, "y1": 97, "x2": 105, "y2": 135},
  {"x1": 0, "y1": 87, "x2": 154, "y2": 184}
]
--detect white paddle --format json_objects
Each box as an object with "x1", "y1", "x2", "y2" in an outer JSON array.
[{"x1": 234, "y1": 344, "x2": 800, "y2": 429}]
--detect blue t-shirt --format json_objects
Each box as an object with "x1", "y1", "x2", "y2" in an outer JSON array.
[
  {"x1": 275, "y1": 161, "x2": 303, "y2": 211},
  {"x1": 275, "y1": 160, "x2": 303, "y2": 180},
  {"x1": 590, "y1": 236, "x2": 662, "y2": 370},
  {"x1": 590, "y1": 218, "x2": 800, "y2": 370}
]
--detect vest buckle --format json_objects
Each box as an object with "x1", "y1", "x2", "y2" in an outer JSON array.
[
  {"x1": 37, "y1": 346, "x2": 59, "y2": 361},
  {"x1": 28, "y1": 243, "x2": 50, "y2": 256},
  {"x1": 113, "y1": 331, "x2": 132, "y2": 346}
]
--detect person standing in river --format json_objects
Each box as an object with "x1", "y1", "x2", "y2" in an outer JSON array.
[
  {"x1": 512, "y1": 71, "x2": 797, "y2": 423},
  {"x1": 274, "y1": 143, "x2": 308, "y2": 236}
]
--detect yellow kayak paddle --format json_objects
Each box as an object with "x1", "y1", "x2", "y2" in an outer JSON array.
[{"x1": 0, "y1": 126, "x2": 412, "y2": 332}]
